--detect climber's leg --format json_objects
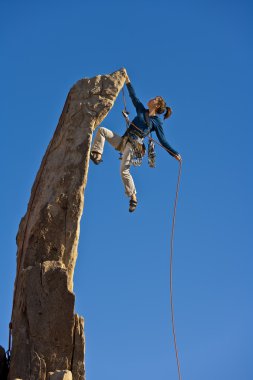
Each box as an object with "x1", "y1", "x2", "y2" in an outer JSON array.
[
  {"x1": 120, "y1": 142, "x2": 137, "y2": 198},
  {"x1": 91, "y1": 127, "x2": 122, "y2": 157}
]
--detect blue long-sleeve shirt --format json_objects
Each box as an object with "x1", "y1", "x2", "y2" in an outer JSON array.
[{"x1": 126, "y1": 82, "x2": 179, "y2": 157}]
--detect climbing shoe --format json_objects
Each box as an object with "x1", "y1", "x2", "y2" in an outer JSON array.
[
  {"x1": 129, "y1": 198, "x2": 138, "y2": 213},
  {"x1": 90, "y1": 151, "x2": 103, "y2": 165}
]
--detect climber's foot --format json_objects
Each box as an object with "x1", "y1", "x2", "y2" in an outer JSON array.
[
  {"x1": 129, "y1": 195, "x2": 138, "y2": 213},
  {"x1": 90, "y1": 151, "x2": 103, "y2": 165}
]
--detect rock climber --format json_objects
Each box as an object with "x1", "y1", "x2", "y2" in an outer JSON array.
[{"x1": 90, "y1": 72, "x2": 181, "y2": 213}]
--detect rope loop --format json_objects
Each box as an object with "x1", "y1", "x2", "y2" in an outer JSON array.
[{"x1": 121, "y1": 85, "x2": 183, "y2": 380}]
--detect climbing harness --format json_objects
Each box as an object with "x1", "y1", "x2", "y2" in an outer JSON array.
[
  {"x1": 126, "y1": 132, "x2": 146, "y2": 167},
  {"x1": 121, "y1": 88, "x2": 150, "y2": 167},
  {"x1": 121, "y1": 84, "x2": 183, "y2": 380},
  {"x1": 122, "y1": 88, "x2": 145, "y2": 166}
]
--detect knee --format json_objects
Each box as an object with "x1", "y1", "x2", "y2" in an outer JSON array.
[
  {"x1": 120, "y1": 166, "x2": 130, "y2": 178},
  {"x1": 98, "y1": 126, "x2": 106, "y2": 136}
]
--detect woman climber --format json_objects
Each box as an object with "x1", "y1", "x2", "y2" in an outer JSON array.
[{"x1": 90, "y1": 73, "x2": 181, "y2": 213}]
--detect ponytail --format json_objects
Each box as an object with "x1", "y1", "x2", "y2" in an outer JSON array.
[
  {"x1": 164, "y1": 106, "x2": 172, "y2": 120},
  {"x1": 155, "y1": 97, "x2": 172, "y2": 120}
]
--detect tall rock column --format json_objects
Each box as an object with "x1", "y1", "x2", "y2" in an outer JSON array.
[{"x1": 8, "y1": 68, "x2": 127, "y2": 380}]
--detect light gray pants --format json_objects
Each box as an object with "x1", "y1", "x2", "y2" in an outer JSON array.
[{"x1": 91, "y1": 127, "x2": 136, "y2": 197}]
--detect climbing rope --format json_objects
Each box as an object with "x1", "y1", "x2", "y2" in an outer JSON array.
[
  {"x1": 135, "y1": 122, "x2": 183, "y2": 380},
  {"x1": 121, "y1": 86, "x2": 183, "y2": 380},
  {"x1": 169, "y1": 159, "x2": 183, "y2": 380}
]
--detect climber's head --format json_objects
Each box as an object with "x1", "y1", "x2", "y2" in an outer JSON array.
[{"x1": 147, "y1": 96, "x2": 172, "y2": 120}]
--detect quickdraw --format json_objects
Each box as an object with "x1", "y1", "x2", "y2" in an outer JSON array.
[
  {"x1": 148, "y1": 136, "x2": 156, "y2": 168},
  {"x1": 127, "y1": 133, "x2": 146, "y2": 167}
]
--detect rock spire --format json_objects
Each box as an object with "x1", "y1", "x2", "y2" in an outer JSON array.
[{"x1": 8, "y1": 68, "x2": 127, "y2": 380}]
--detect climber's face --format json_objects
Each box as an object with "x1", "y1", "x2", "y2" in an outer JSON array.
[{"x1": 147, "y1": 97, "x2": 160, "y2": 110}]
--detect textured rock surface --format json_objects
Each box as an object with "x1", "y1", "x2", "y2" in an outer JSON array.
[
  {"x1": 8, "y1": 69, "x2": 127, "y2": 380},
  {"x1": 49, "y1": 370, "x2": 73, "y2": 379},
  {"x1": 0, "y1": 345, "x2": 8, "y2": 379}
]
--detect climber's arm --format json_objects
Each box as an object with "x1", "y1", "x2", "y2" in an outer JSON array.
[
  {"x1": 154, "y1": 123, "x2": 181, "y2": 160},
  {"x1": 125, "y1": 78, "x2": 145, "y2": 112}
]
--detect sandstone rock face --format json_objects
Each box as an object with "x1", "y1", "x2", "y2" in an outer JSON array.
[
  {"x1": 0, "y1": 345, "x2": 8, "y2": 379},
  {"x1": 8, "y1": 69, "x2": 127, "y2": 380},
  {"x1": 49, "y1": 370, "x2": 73, "y2": 379}
]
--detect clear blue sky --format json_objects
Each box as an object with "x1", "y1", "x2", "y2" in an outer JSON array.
[{"x1": 1, "y1": 1, "x2": 252, "y2": 379}]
